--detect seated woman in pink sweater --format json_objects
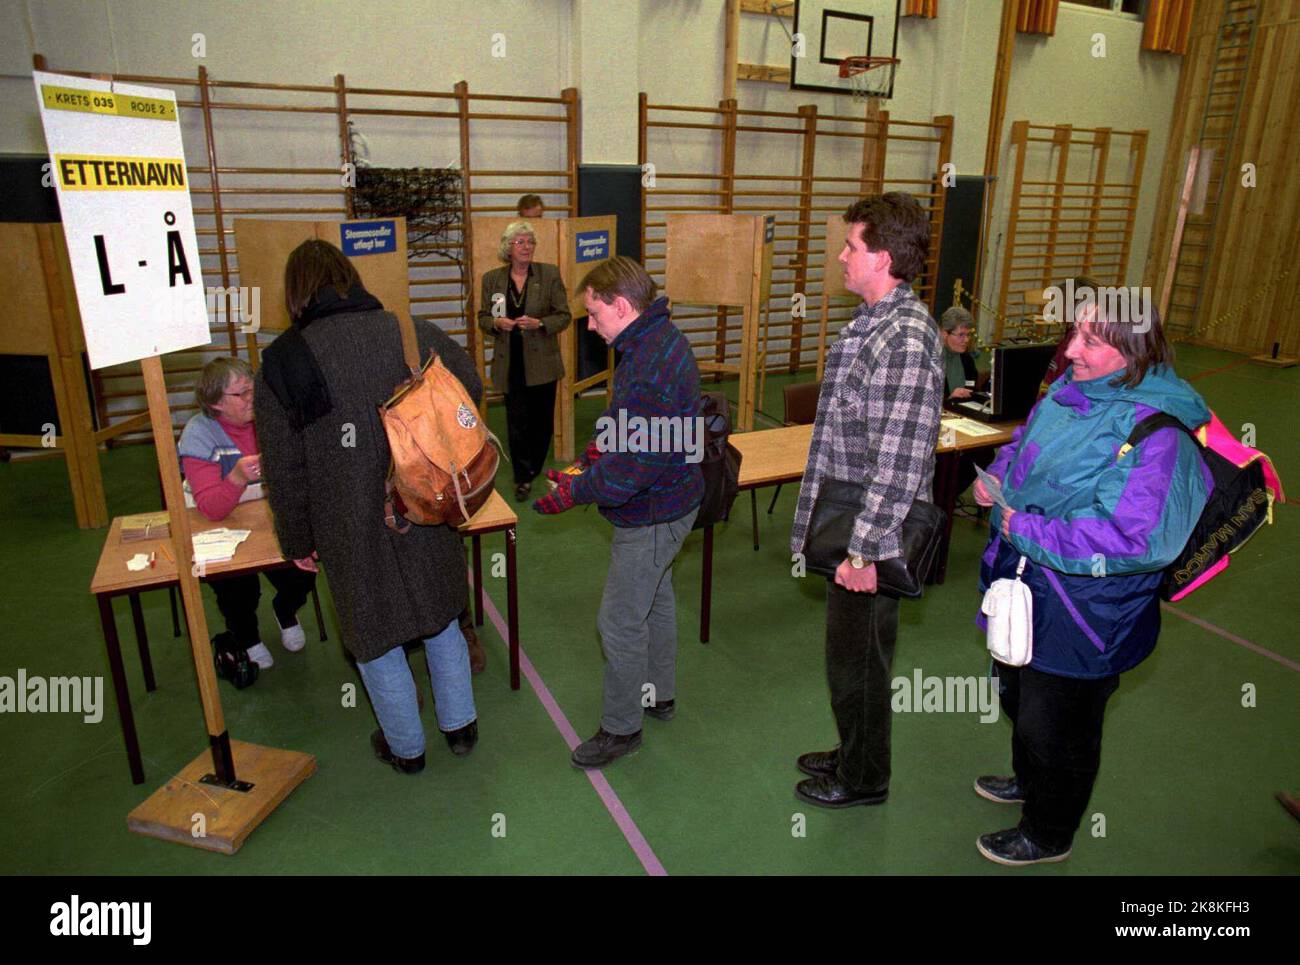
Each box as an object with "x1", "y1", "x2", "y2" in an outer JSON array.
[{"x1": 178, "y1": 357, "x2": 315, "y2": 671}]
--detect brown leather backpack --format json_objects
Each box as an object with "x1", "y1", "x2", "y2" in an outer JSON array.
[{"x1": 379, "y1": 317, "x2": 499, "y2": 531}]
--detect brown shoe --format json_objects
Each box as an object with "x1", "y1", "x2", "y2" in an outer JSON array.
[{"x1": 463, "y1": 622, "x2": 486, "y2": 674}]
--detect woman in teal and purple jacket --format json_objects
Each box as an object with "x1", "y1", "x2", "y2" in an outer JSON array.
[{"x1": 970, "y1": 299, "x2": 1211, "y2": 867}]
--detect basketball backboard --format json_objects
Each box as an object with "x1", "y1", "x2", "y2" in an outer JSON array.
[{"x1": 789, "y1": 0, "x2": 900, "y2": 98}]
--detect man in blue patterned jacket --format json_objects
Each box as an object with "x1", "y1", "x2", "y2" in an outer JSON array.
[
  {"x1": 534, "y1": 256, "x2": 703, "y2": 769},
  {"x1": 790, "y1": 193, "x2": 944, "y2": 807}
]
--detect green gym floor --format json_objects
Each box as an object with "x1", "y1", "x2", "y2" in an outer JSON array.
[{"x1": 1, "y1": 343, "x2": 1296, "y2": 875}]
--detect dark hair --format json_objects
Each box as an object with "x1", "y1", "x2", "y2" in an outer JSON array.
[
  {"x1": 579, "y1": 256, "x2": 657, "y2": 312},
  {"x1": 517, "y1": 193, "x2": 544, "y2": 215},
  {"x1": 195, "y1": 356, "x2": 253, "y2": 418},
  {"x1": 1075, "y1": 289, "x2": 1174, "y2": 388},
  {"x1": 842, "y1": 192, "x2": 930, "y2": 283},
  {"x1": 283, "y1": 240, "x2": 361, "y2": 321}
]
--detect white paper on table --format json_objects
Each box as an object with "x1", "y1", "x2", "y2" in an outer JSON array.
[
  {"x1": 192, "y1": 527, "x2": 252, "y2": 565},
  {"x1": 974, "y1": 465, "x2": 1011, "y2": 511},
  {"x1": 942, "y1": 416, "x2": 1005, "y2": 439}
]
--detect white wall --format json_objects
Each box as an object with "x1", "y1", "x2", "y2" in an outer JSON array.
[{"x1": 2, "y1": 0, "x2": 571, "y2": 166}]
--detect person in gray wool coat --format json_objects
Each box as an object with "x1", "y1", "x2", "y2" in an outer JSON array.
[{"x1": 254, "y1": 240, "x2": 480, "y2": 773}]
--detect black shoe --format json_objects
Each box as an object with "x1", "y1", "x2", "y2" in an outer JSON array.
[
  {"x1": 514, "y1": 482, "x2": 532, "y2": 502},
  {"x1": 445, "y1": 720, "x2": 478, "y2": 757},
  {"x1": 976, "y1": 827, "x2": 1071, "y2": 866},
  {"x1": 370, "y1": 729, "x2": 425, "y2": 774},
  {"x1": 974, "y1": 775, "x2": 1025, "y2": 804},
  {"x1": 644, "y1": 698, "x2": 675, "y2": 721},
  {"x1": 796, "y1": 747, "x2": 839, "y2": 778},
  {"x1": 795, "y1": 774, "x2": 888, "y2": 809},
  {"x1": 571, "y1": 728, "x2": 642, "y2": 769},
  {"x1": 213, "y1": 649, "x2": 260, "y2": 689}
]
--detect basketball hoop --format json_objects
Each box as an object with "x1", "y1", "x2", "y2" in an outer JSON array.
[{"x1": 839, "y1": 55, "x2": 899, "y2": 102}]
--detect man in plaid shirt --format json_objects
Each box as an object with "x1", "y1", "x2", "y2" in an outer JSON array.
[{"x1": 790, "y1": 193, "x2": 943, "y2": 808}]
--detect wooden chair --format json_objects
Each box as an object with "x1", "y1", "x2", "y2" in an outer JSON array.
[{"x1": 750, "y1": 379, "x2": 821, "y2": 550}]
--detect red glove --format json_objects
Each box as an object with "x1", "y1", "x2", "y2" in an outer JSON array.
[
  {"x1": 580, "y1": 439, "x2": 604, "y2": 468},
  {"x1": 532, "y1": 470, "x2": 576, "y2": 515}
]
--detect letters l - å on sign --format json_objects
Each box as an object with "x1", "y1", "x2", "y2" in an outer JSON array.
[{"x1": 33, "y1": 70, "x2": 210, "y2": 370}]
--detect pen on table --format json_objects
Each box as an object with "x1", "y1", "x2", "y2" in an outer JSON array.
[{"x1": 157, "y1": 541, "x2": 174, "y2": 563}]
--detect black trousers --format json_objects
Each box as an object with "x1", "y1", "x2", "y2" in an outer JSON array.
[
  {"x1": 825, "y1": 581, "x2": 900, "y2": 792},
  {"x1": 997, "y1": 662, "x2": 1120, "y2": 850},
  {"x1": 504, "y1": 378, "x2": 557, "y2": 485},
  {"x1": 212, "y1": 567, "x2": 316, "y2": 651}
]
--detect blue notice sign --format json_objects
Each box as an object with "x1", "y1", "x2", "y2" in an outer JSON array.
[
  {"x1": 340, "y1": 219, "x2": 397, "y2": 256},
  {"x1": 575, "y1": 229, "x2": 609, "y2": 263}
]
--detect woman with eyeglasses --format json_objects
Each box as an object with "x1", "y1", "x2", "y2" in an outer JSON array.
[
  {"x1": 476, "y1": 220, "x2": 572, "y2": 501},
  {"x1": 178, "y1": 356, "x2": 316, "y2": 674},
  {"x1": 939, "y1": 306, "x2": 986, "y2": 401}
]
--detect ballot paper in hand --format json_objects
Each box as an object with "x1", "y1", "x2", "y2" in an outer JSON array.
[{"x1": 974, "y1": 465, "x2": 1010, "y2": 511}]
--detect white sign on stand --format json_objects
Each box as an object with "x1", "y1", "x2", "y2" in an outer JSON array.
[{"x1": 34, "y1": 71, "x2": 209, "y2": 369}]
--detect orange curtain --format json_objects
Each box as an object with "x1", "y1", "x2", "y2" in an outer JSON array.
[
  {"x1": 1142, "y1": 0, "x2": 1195, "y2": 54},
  {"x1": 903, "y1": 0, "x2": 939, "y2": 17},
  {"x1": 1017, "y1": 0, "x2": 1059, "y2": 36}
]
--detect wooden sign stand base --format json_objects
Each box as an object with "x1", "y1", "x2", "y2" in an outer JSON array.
[
  {"x1": 128, "y1": 739, "x2": 315, "y2": 854},
  {"x1": 1249, "y1": 353, "x2": 1297, "y2": 368}
]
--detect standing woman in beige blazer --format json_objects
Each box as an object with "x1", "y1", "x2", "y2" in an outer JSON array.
[{"x1": 477, "y1": 221, "x2": 572, "y2": 500}]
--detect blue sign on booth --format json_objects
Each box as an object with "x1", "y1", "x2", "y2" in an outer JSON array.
[
  {"x1": 575, "y1": 230, "x2": 609, "y2": 263},
  {"x1": 340, "y1": 219, "x2": 398, "y2": 256}
]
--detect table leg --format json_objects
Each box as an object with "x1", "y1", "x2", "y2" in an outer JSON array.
[
  {"x1": 933, "y1": 451, "x2": 961, "y2": 585},
  {"x1": 472, "y1": 534, "x2": 484, "y2": 628},
  {"x1": 506, "y1": 527, "x2": 519, "y2": 691},
  {"x1": 311, "y1": 585, "x2": 328, "y2": 642},
  {"x1": 128, "y1": 593, "x2": 156, "y2": 693},
  {"x1": 169, "y1": 586, "x2": 181, "y2": 637},
  {"x1": 98, "y1": 595, "x2": 145, "y2": 785},
  {"x1": 700, "y1": 525, "x2": 714, "y2": 644},
  {"x1": 751, "y1": 489, "x2": 759, "y2": 551}
]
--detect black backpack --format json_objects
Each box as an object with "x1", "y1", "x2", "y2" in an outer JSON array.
[
  {"x1": 692, "y1": 391, "x2": 742, "y2": 530},
  {"x1": 1122, "y1": 412, "x2": 1276, "y2": 602}
]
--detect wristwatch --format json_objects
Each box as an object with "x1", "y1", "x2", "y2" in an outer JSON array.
[{"x1": 849, "y1": 555, "x2": 867, "y2": 569}]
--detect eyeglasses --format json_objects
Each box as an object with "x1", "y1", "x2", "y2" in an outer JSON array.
[
  {"x1": 511, "y1": 237, "x2": 535, "y2": 247},
  {"x1": 224, "y1": 387, "x2": 254, "y2": 400}
]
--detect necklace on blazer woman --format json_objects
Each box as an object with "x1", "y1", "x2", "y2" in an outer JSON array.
[{"x1": 508, "y1": 278, "x2": 526, "y2": 310}]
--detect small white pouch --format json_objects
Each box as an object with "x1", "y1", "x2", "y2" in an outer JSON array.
[{"x1": 982, "y1": 555, "x2": 1033, "y2": 666}]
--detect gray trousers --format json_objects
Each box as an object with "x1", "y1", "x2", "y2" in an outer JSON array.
[{"x1": 597, "y1": 507, "x2": 698, "y2": 735}]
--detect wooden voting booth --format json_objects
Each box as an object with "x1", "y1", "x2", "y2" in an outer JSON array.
[
  {"x1": 664, "y1": 214, "x2": 773, "y2": 432},
  {"x1": 0, "y1": 222, "x2": 108, "y2": 528},
  {"x1": 233, "y1": 216, "x2": 411, "y2": 349},
  {"x1": 469, "y1": 215, "x2": 616, "y2": 461}
]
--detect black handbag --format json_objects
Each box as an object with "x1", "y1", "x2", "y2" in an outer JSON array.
[{"x1": 803, "y1": 479, "x2": 946, "y2": 598}]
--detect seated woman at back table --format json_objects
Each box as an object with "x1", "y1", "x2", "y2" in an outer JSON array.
[
  {"x1": 939, "y1": 306, "x2": 987, "y2": 401},
  {"x1": 178, "y1": 356, "x2": 316, "y2": 671},
  {"x1": 939, "y1": 306, "x2": 993, "y2": 499}
]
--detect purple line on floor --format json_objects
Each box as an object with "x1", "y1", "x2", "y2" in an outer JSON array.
[
  {"x1": 1161, "y1": 603, "x2": 1300, "y2": 672},
  {"x1": 472, "y1": 576, "x2": 668, "y2": 876}
]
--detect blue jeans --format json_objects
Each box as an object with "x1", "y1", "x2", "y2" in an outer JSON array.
[{"x1": 355, "y1": 618, "x2": 477, "y2": 759}]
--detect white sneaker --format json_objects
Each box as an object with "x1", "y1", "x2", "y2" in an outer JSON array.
[
  {"x1": 280, "y1": 622, "x2": 307, "y2": 653},
  {"x1": 246, "y1": 642, "x2": 274, "y2": 669}
]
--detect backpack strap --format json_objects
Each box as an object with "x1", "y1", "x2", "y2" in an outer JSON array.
[{"x1": 1117, "y1": 412, "x2": 1192, "y2": 461}]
